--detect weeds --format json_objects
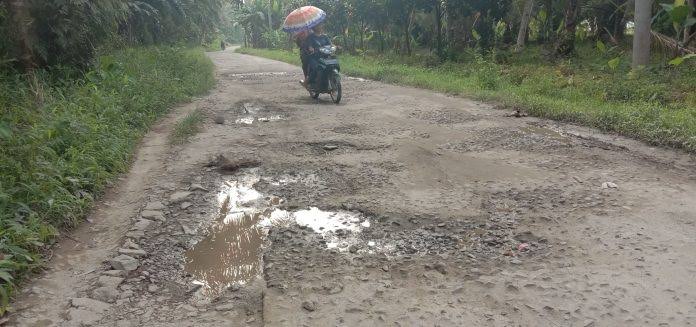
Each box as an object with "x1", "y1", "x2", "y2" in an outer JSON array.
[
  {"x1": 171, "y1": 109, "x2": 205, "y2": 144},
  {"x1": 0, "y1": 46, "x2": 214, "y2": 313},
  {"x1": 238, "y1": 44, "x2": 696, "y2": 152}
]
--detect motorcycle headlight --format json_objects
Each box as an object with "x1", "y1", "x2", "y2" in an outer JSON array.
[{"x1": 320, "y1": 46, "x2": 336, "y2": 55}]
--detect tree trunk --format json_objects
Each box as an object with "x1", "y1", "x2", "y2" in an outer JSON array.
[
  {"x1": 614, "y1": 0, "x2": 627, "y2": 42},
  {"x1": 540, "y1": 0, "x2": 553, "y2": 43},
  {"x1": 685, "y1": 0, "x2": 695, "y2": 45},
  {"x1": 404, "y1": 9, "x2": 414, "y2": 55},
  {"x1": 632, "y1": 0, "x2": 653, "y2": 67},
  {"x1": 555, "y1": 0, "x2": 581, "y2": 56},
  {"x1": 360, "y1": 21, "x2": 365, "y2": 51},
  {"x1": 516, "y1": 0, "x2": 535, "y2": 51},
  {"x1": 435, "y1": 0, "x2": 443, "y2": 58},
  {"x1": 378, "y1": 27, "x2": 385, "y2": 53},
  {"x1": 267, "y1": 0, "x2": 273, "y2": 30},
  {"x1": 7, "y1": 0, "x2": 36, "y2": 70}
]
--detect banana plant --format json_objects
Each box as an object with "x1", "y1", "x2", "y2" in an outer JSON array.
[{"x1": 658, "y1": 0, "x2": 696, "y2": 44}]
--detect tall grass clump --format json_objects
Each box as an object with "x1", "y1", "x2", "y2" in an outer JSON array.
[
  {"x1": 0, "y1": 46, "x2": 214, "y2": 311},
  {"x1": 170, "y1": 109, "x2": 205, "y2": 144}
]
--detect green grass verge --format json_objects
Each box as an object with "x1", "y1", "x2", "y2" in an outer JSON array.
[
  {"x1": 0, "y1": 46, "x2": 215, "y2": 312},
  {"x1": 237, "y1": 46, "x2": 696, "y2": 153},
  {"x1": 170, "y1": 109, "x2": 205, "y2": 144}
]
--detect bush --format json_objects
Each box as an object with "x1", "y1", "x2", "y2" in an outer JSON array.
[{"x1": 0, "y1": 46, "x2": 214, "y2": 313}]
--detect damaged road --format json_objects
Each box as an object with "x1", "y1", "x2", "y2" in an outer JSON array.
[{"x1": 10, "y1": 49, "x2": 696, "y2": 326}]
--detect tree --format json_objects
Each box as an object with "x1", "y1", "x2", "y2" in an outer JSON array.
[
  {"x1": 632, "y1": 0, "x2": 653, "y2": 67},
  {"x1": 555, "y1": 0, "x2": 582, "y2": 56},
  {"x1": 516, "y1": 0, "x2": 535, "y2": 51},
  {"x1": 6, "y1": 0, "x2": 36, "y2": 70}
]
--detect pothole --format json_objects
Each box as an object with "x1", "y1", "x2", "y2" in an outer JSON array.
[
  {"x1": 519, "y1": 126, "x2": 571, "y2": 144},
  {"x1": 184, "y1": 170, "x2": 371, "y2": 299},
  {"x1": 233, "y1": 101, "x2": 287, "y2": 125}
]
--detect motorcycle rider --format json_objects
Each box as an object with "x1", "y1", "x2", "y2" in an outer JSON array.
[{"x1": 301, "y1": 23, "x2": 332, "y2": 89}]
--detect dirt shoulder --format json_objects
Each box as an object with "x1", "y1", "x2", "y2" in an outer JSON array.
[{"x1": 10, "y1": 49, "x2": 696, "y2": 327}]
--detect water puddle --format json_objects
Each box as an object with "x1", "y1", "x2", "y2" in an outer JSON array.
[
  {"x1": 185, "y1": 170, "x2": 369, "y2": 298},
  {"x1": 234, "y1": 102, "x2": 286, "y2": 125},
  {"x1": 235, "y1": 115, "x2": 285, "y2": 125}
]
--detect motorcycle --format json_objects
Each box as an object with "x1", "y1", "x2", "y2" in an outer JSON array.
[{"x1": 304, "y1": 45, "x2": 342, "y2": 104}]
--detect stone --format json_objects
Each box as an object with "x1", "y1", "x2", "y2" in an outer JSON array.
[
  {"x1": 92, "y1": 286, "x2": 119, "y2": 303},
  {"x1": 70, "y1": 297, "x2": 111, "y2": 312},
  {"x1": 67, "y1": 308, "x2": 101, "y2": 326},
  {"x1": 132, "y1": 219, "x2": 153, "y2": 231},
  {"x1": 302, "y1": 301, "x2": 317, "y2": 312},
  {"x1": 348, "y1": 245, "x2": 359, "y2": 254},
  {"x1": 170, "y1": 192, "x2": 192, "y2": 204},
  {"x1": 180, "y1": 202, "x2": 193, "y2": 210},
  {"x1": 141, "y1": 210, "x2": 165, "y2": 221},
  {"x1": 97, "y1": 276, "x2": 124, "y2": 288},
  {"x1": 118, "y1": 248, "x2": 147, "y2": 258},
  {"x1": 433, "y1": 263, "x2": 447, "y2": 275},
  {"x1": 109, "y1": 255, "x2": 140, "y2": 271},
  {"x1": 189, "y1": 184, "x2": 209, "y2": 192},
  {"x1": 144, "y1": 201, "x2": 166, "y2": 211},
  {"x1": 601, "y1": 182, "x2": 618, "y2": 189},
  {"x1": 147, "y1": 284, "x2": 159, "y2": 293},
  {"x1": 214, "y1": 115, "x2": 225, "y2": 125},
  {"x1": 322, "y1": 145, "x2": 339, "y2": 151}
]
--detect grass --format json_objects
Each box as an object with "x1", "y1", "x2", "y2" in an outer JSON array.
[
  {"x1": 170, "y1": 109, "x2": 205, "y2": 144},
  {"x1": 237, "y1": 44, "x2": 696, "y2": 153},
  {"x1": 0, "y1": 46, "x2": 215, "y2": 312}
]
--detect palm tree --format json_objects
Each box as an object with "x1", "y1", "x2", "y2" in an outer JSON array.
[{"x1": 632, "y1": 0, "x2": 653, "y2": 67}]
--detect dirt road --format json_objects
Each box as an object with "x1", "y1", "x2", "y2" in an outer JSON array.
[{"x1": 11, "y1": 49, "x2": 696, "y2": 327}]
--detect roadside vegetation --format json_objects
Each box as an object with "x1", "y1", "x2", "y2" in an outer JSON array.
[
  {"x1": 0, "y1": 0, "x2": 224, "y2": 313},
  {"x1": 231, "y1": 0, "x2": 696, "y2": 152}
]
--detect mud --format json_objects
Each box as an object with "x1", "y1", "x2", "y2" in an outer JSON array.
[{"x1": 10, "y1": 48, "x2": 696, "y2": 327}]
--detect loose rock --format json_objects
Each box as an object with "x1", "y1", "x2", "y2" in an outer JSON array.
[
  {"x1": 133, "y1": 219, "x2": 153, "y2": 231},
  {"x1": 602, "y1": 182, "x2": 618, "y2": 189},
  {"x1": 302, "y1": 300, "x2": 317, "y2": 312},
  {"x1": 109, "y1": 255, "x2": 140, "y2": 271},
  {"x1": 67, "y1": 308, "x2": 101, "y2": 326},
  {"x1": 141, "y1": 210, "x2": 165, "y2": 221},
  {"x1": 169, "y1": 191, "x2": 192, "y2": 204},
  {"x1": 92, "y1": 286, "x2": 119, "y2": 303},
  {"x1": 144, "y1": 201, "x2": 166, "y2": 211},
  {"x1": 97, "y1": 276, "x2": 124, "y2": 289}
]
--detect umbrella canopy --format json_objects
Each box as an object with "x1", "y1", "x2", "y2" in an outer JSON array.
[{"x1": 282, "y1": 6, "x2": 326, "y2": 33}]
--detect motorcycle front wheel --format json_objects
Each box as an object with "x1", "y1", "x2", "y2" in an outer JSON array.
[{"x1": 330, "y1": 70, "x2": 342, "y2": 104}]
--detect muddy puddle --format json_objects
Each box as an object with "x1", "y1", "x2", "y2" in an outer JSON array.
[
  {"x1": 185, "y1": 170, "x2": 370, "y2": 298},
  {"x1": 234, "y1": 101, "x2": 286, "y2": 125}
]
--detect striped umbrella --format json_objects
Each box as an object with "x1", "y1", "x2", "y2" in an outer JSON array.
[{"x1": 282, "y1": 6, "x2": 326, "y2": 33}]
